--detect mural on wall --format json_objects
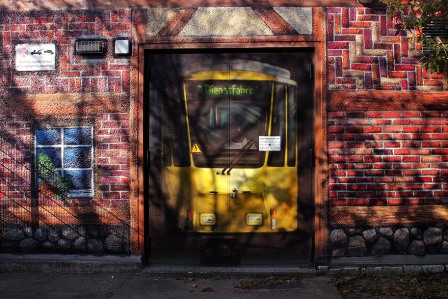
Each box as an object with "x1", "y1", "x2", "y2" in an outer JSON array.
[
  {"x1": 146, "y1": 51, "x2": 314, "y2": 265},
  {"x1": 0, "y1": 2, "x2": 446, "y2": 263}
]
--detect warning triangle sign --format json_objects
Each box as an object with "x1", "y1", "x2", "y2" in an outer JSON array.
[{"x1": 191, "y1": 143, "x2": 202, "y2": 153}]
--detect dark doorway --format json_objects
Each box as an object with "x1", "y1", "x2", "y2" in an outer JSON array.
[{"x1": 144, "y1": 49, "x2": 315, "y2": 266}]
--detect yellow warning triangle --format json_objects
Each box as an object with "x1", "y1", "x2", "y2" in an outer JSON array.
[{"x1": 191, "y1": 143, "x2": 202, "y2": 153}]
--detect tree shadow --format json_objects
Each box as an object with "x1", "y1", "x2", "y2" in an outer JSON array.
[
  {"x1": 0, "y1": 7, "x2": 134, "y2": 255},
  {"x1": 144, "y1": 51, "x2": 316, "y2": 266},
  {"x1": 327, "y1": 89, "x2": 448, "y2": 260}
]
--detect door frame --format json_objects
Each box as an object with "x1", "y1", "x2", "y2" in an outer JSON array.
[{"x1": 131, "y1": 39, "x2": 327, "y2": 265}]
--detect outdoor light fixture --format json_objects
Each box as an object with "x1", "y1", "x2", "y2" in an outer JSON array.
[
  {"x1": 75, "y1": 39, "x2": 107, "y2": 55},
  {"x1": 114, "y1": 38, "x2": 132, "y2": 56}
]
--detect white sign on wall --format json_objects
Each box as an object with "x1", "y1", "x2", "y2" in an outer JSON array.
[
  {"x1": 15, "y1": 44, "x2": 56, "y2": 71},
  {"x1": 259, "y1": 136, "x2": 281, "y2": 151}
]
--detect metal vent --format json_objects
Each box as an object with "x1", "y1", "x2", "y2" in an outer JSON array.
[
  {"x1": 422, "y1": 21, "x2": 447, "y2": 52},
  {"x1": 423, "y1": 21, "x2": 445, "y2": 38},
  {"x1": 75, "y1": 39, "x2": 107, "y2": 55}
]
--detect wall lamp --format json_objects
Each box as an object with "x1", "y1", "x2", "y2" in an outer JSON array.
[{"x1": 114, "y1": 38, "x2": 132, "y2": 57}]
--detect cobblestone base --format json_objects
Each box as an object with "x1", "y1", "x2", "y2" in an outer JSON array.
[
  {"x1": 319, "y1": 264, "x2": 448, "y2": 274},
  {"x1": 0, "y1": 224, "x2": 130, "y2": 254},
  {"x1": 330, "y1": 226, "x2": 448, "y2": 257}
]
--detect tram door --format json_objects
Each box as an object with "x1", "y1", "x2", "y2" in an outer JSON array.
[
  {"x1": 146, "y1": 51, "x2": 314, "y2": 266},
  {"x1": 186, "y1": 65, "x2": 271, "y2": 264}
]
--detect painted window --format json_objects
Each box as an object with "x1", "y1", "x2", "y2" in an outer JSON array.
[
  {"x1": 267, "y1": 83, "x2": 286, "y2": 166},
  {"x1": 35, "y1": 127, "x2": 94, "y2": 198}
]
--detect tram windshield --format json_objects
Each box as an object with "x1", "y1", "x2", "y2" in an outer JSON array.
[{"x1": 185, "y1": 80, "x2": 271, "y2": 168}]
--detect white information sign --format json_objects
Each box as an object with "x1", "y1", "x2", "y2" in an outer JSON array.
[
  {"x1": 259, "y1": 136, "x2": 281, "y2": 151},
  {"x1": 15, "y1": 44, "x2": 56, "y2": 71}
]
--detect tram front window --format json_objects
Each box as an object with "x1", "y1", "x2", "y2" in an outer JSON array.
[
  {"x1": 225, "y1": 113, "x2": 258, "y2": 150},
  {"x1": 185, "y1": 80, "x2": 270, "y2": 168}
]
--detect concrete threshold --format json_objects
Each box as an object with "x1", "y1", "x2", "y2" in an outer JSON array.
[
  {"x1": 144, "y1": 265, "x2": 317, "y2": 277},
  {"x1": 0, "y1": 253, "x2": 144, "y2": 273},
  {"x1": 0, "y1": 253, "x2": 317, "y2": 276}
]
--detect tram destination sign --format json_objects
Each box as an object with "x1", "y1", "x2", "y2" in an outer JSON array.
[
  {"x1": 15, "y1": 44, "x2": 56, "y2": 71},
  {"x1": 196, "y1": 81, "x2": 259, "y2": 97},
  {"x1": 198, "y1": 84, "x2": 255, "y2": 96}
]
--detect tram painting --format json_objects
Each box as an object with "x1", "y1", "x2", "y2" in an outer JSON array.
[{"x1": 153, "y1": 57, "x2": 300, "y2": 235}]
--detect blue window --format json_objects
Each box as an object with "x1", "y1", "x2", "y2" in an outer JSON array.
[{"x1": 36, "y1": 127, "x2": 94, "y2": 198}]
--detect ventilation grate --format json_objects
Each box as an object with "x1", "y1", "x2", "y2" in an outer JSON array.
[
  {"x1": 75, "y1": 39, "x2": 107, "y2": 55},
  {"x1": 423, "y1": 21, "x2": 446, "y2": 38},
  {"x1": 422, "y1": 20, "x2": 447, "y2": 52}
]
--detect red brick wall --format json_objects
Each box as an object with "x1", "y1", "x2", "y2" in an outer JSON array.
[
  {"x1": 1, "y1": 9, "x2": 132, "y2": 94},
  {"x1": 1, "y1": 5, "x2": 448, "y2": 256},
  {"x1": 0, "y1": 112, "x2": 130, "y2": 208},
  {"x1": 0, "y1": 10, "x2": 132, "y2": 215},
  {"x1": 97, "y1": 113, "x2": 130, "y2": 207},
  {"x1": 0, "y1": 116, "x2": 33, "y2": 205},
  {"x1": 328, "y1": 110, "x2": 448, "y2": 206},
  {"x1": 326, "y1": 7, "x2": 448, "y2": 209},
  {"x1": 0, "y1": 112, "x2": 131, "y2": 253},
  {"x1": 326, "y1": 7, "x2": 446, "y2": 91}
]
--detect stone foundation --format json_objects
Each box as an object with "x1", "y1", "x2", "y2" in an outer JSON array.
[
  {"x1": 0, "y1": 224, "x2": 130, "y2": 254},
  {"x1": 330, "y1": 227, "x2": 448, "y2": 257}
]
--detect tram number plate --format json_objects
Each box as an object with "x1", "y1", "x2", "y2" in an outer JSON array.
[{"x1": 259, "y1": 136, "x2": 281, "y2": 151}]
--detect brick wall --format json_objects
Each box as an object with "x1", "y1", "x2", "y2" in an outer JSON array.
[
  {"x1": 326, "y1": 7, "x2": 447, "y2": 91},
  {"x1": 97, "y1": 113, "x2": 130, "y2": 207},
  {"x1": 0, "y1": 113, "x2": 131, "y2": 208},
  {"x1": 1, "y1": 9, "x2": 132, "y2": 94},
  {"x1": 0, "y1": 112, "x2": 131, "y2": 253},
  {"x1": 0, "y1": 9, "x2": 132, "y2": 204},
  {"x1": 326, "y1": 7, "x2": 448, "y2": 210},
  {"x1": 0, "y1": 115, "x2": 33, "y2": 205},
  {"x1": 0, "y1": 9, "x2": 132, "y2": 253},
  {"x1": 1, "y1": 4, "x2": 447, "y2": 257},
  {"x1": 328, "y1": 110, "x2": 448, "y2": 207},
  {"x1": 326, "y1": 7, "x2": 448, "y2": 258}
]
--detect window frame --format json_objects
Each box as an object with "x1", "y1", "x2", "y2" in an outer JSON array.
[{"x1": 35, "y1": 126, "x2": 94, "y2": 198}]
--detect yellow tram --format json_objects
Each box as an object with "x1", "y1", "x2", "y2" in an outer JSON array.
[{"x1": 160, "y1": 59, "x2": 299, "y2": 235}]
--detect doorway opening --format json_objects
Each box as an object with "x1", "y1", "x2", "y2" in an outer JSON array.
[{"x1": 144, "y1": 49, "x2": 315, "y2": 266}]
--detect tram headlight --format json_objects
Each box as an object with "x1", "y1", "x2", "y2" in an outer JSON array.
[
  {"x1": 200, "y1": 213, "x2": 216, "y2": 226},
  {"x1": 246, "y1": 213, "x2": 263, "y2": 226}
]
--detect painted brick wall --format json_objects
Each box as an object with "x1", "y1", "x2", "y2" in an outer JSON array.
[{"x1": 326, "y1": 7, "x2": 447, "y2": 91}]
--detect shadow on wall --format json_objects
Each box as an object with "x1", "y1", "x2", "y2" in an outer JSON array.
[
  {"x1": 327, "y1": 90, "x2": 448, "y2": 259},
  {"x1": 0, "y1": 8, "x2": 134, "y2": 255}
]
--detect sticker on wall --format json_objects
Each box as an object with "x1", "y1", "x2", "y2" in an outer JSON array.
[
  {"x1": 191, "y1": 143, "x2": 202, "y2": 153},
  {"x1": 15, "y1": 44, "x2": 56, "y2": 71},
  {"x1": 259, "y1": 136, "x2": 281, "y2": 151}
]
